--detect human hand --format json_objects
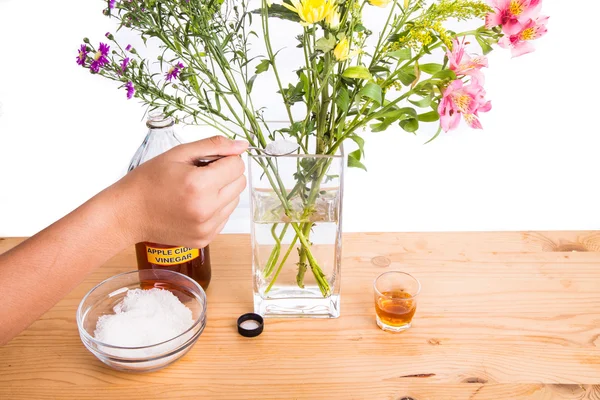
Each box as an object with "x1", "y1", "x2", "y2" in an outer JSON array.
[{"x1": 112, "y1": 135, "x2": 248, "y2": 248}]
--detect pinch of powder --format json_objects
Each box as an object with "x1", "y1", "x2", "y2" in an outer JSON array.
[
  {"x1": 240, "y1": 320, "x2": 260, "y2": 330},
  {"x1": 265, "y1": 139, "x2": 298, "y2": 155},
  {"x1": 94, "y1": 288, "x2": 194, "y2": 348}
]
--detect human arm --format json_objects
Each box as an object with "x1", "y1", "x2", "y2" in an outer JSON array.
[{"x1": 0, "y1": 136, "x2": 248, "y2": 345}]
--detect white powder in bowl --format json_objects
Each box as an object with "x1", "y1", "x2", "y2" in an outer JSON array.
[{"x1": 94, "y1": 288, "x2": 194, "y2": 349}]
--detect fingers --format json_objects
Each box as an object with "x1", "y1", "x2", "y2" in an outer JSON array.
[
  {"x1": 218, "y1": 174, "x2": 247, "y2": 204},
  {"x1": 172, "y1": 135, "x2": 248, "y2": 161},
  {"x1": 199, "y1": 155, "x2": 246, "y2": 190},
  {"x1": 214, "y1": 196, "x2": 240, "y2": 223},
  {"x1": 203, "y1": 219, "x2": 229, "y2": 246},
  {"x1": 203, "y1": 197, "x2": 240, "y2": 242},
  {"x1": 214, "y1": 220, "x2": 228, "y2": 236}
]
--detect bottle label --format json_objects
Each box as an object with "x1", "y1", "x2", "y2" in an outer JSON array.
[{"x1": 146, "y1": 245, "x2": 199, "y2": 266}]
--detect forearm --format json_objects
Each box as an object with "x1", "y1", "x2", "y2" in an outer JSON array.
[{"x1": 0, "y1": 185, "x2": 137, "y2": 345}]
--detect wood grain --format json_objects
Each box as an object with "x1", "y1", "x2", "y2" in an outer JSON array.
[{"x1": 1, "y1": 232, "x2": 599, "y2": 399}]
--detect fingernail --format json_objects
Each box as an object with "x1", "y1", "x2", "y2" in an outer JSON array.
[{"x1": 235, "y1": 139, "x2": 249, "y2": 147}]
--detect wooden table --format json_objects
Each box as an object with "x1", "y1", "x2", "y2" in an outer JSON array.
[{"x1": 1, "y1": 232, "x2": 600, "y2": 399}]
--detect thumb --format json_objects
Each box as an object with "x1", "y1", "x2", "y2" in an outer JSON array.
[{"x1": 171, "y1": 135, "x2": 248, "y2": 160}]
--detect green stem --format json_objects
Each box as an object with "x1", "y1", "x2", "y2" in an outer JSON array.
[
  {"x1": 261, "y1": 1, "x2": 295, "y2": 128},
  {"x1": 296, "y1": 222, "x2": 312, "y2": 288},
  {"x1": 265, "y1": 234, "x2": 299, "y2": 294},
  {"x1": 369, "y1": 0, "x2": 401, "y2": 69},
  {"x1": 264, "y1": 223, "x2": 289, "y2": 278},
  {"x1": 253, "y1": 156, "x2": 332, "y2": 296}
]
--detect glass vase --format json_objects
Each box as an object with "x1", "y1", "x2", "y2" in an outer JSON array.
[{"x1": 249, "y1": 151, "x2": 344, "y2": 318}]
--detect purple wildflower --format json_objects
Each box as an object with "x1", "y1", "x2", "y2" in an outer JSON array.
[
  {"x1": 165, "y1": 62, "x2": 185, "y2": 81},
  {"x1": 125, "y1": 44, "x2": 132, "y2": 51},
  {"x1": 120, "y1": 57, "x2": 130, "y2": 74},
  {"x1": 109, "y1": 0, "x2": 116, "y2": 9},
  {"x1": 76, "y1": 44, "x2": 88, "y2": 66},
  {"x1": 90, "y1": 42, "x2": 110, "y2": 73},
  {"x1": 125, "y1": 81, "x2": 135, "y2": 99}
]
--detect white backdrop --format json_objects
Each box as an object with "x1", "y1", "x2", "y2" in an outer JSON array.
[{"x1": 1, "y1": 0, "x2": 599, "y2": 236}]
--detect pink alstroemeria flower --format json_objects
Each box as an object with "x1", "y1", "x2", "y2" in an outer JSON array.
[
  {"x1": 498, "y1": 16, "x2": 549, "y2": 57},
  {"x1": 447, "y1": 38, "x2": 488, "y2": 83},
  {"x1": 486, "y1": 0, "x2": 542, "y2": 35},
  {"x1": 438, "y1": 79, "x2": 492, "y2": 132}
]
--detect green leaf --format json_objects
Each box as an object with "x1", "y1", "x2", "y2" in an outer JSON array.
[
  {"x1": 397, "y1": 69, "x2": 417, "y2": 86},
  {"x1": 370, "y1": 120, "x2": 392, "y2": 132},
  {"x1": 250, "y1": 4, "x2": 301, "y2": 23},
  {"x1": 419, "y1": 63, "x2": 443, "y2": 75},
  {"x1": 424, "y1": 125, "x2": 443, "y2": 144},
  {"x1": 335, "y1": 86, "x2": 350, "y2": 113},
  {"x1": 240, "y1": 55, "x2": 263, "y2": 68},
  {"x1": 369, "y1": 65, "x2": 390, "y2": 74},
  {"x1": 388, "y1": 32, "x2": 408, "y2": 43},
  {"x1": 379, "y1": 107, "x2": 417, "y2": 120},
  {"x1": 315, "y1": 34, "x2": 336, "y2": 53},
  {"x1": 247, "y1": 75, "x2": 257, "y2": 93},
  {"x1": 387, "y1": 48, "x2": 412, "y2": 60},
  {"x1": 349, "y1": 135, "x2": 365, "y2": 155},
  {"x1": 174, "y1": 39, "x2": 182, "y2": 54},
  {"x1": 298, "y1": 70, "x2": 310, "y2": 102},
  {"x1": 417, "y1": 111, "x2": 440, "y2": 122},
  {"x1": 255, "y1": 59, "x2": 270, "y2": 74},
  {"x1": 371, "y1": 106, "x2": 416, "y2": 132},
  {"x1": 409, "y1": 94, "x2": 432, "y2": 108},
  {"x1": 278, "y1": 82, "x2": 305, "y2": 105},
  {"x1": 358, "y1": 82, "x2": 383, "y2": 107},
  {"x1": 188, "y1": 74, "x2": 200, "y2": 94},
  {"x1": 400, "y1": 118, "x2": 419, "y2": 133},
  {"x1": 476, "y1": 35, "x2": 494, "y2": 55},
  {"x1": 413, "y1": 81, "x2": 434, "y2": 96},
  {"x1": 432, "y1": 69, "x2": 457, "y2": 81},
  {"x1": 221, "y1": 33, "x2": 234, "y2": 50},
  {"x1": 348, "y1": 150, "x2": 367, "y2": 171},
  {"x1": 290, "y1": 81, "x2": 305, "y2": 104},
  {"x1": 342, "y1": 66, "x2": 372, "y2": 80}
]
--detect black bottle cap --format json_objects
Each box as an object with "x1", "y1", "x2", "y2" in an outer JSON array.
[{"x1": 237, "y1": 313, "x2": 264, "y2": 338}]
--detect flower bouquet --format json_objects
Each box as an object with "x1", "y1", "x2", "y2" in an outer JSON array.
[{"x1": 77, "y1": 0, "x2": 548, "y2": 317}]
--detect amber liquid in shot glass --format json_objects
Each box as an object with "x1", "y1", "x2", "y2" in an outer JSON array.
[
  {"x1": 375, "y1": 290, "x2": 417, "y2": 327},
  {"x1": 374, "y1": 271, "x2": 420, "y2": 332}
]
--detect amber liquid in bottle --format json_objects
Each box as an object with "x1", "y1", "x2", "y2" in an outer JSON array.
[
  {"x1": 375, "y1": 290, "x2": 417, "y2": 327},
  {"x1": 136, "y1": 242, "x2": 211, "y2": 290}
]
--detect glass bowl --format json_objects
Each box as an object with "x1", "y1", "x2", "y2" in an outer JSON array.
[{"x1": 76, "y1": 269, "x2": 207, "y2": 372}]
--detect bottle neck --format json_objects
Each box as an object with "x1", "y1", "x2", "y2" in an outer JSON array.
[
  {"x1": 146, "y1": 113, "x2": 175, "y2": 129},
  {"x1": 146, "y1": 114, "x2": 179, "y2": 140}
]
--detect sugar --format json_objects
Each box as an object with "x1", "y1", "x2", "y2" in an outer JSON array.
[
  {"x1": 265, "y1": 139, "x2": 299, "y2": 156},
  {"x1": 240, "y1": 320, "x2": 260, "y2": 330},
  {"x1": 94, "y1": 288, "x2": 194, "y2": 357}
]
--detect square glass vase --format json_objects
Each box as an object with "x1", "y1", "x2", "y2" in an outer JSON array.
[{"x1": 249, "y1": 151, "x2": 344, "y2": 318}]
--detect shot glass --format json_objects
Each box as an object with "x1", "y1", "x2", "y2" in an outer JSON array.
[{"x1": 374, "y1": 271, "x2": 421, "y2": 332}]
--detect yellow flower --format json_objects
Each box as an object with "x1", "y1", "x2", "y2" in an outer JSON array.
[
  {"x1": 282, "y1": 0, "x2": 336, "y2": 25},
  {"x1": 368, "y1": 0, "x2": 392, "y2": 8},
  {"x1": 326, "y1": 9, "x2": 340, "y2": 30},
  {"x1": 333, "y1": 38, "x2": 358, "y2": 61}
]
